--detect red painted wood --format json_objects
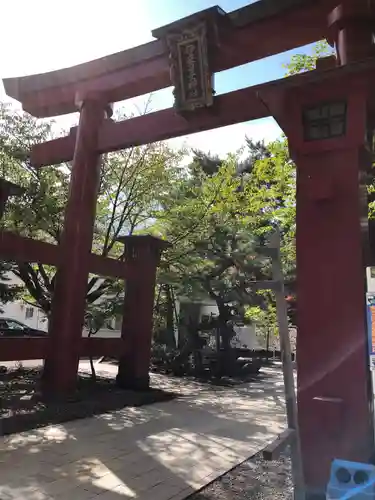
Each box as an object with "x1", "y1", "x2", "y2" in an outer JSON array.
[
  {"x1": 293, "y1": 8, "x2": 375, "y2": 494},
  {"x1": 117, "y1": 236, "x2": 169, "y2": 390},
  {"x1": 285, "y1": 77, "x2": 369, "y2": 155},
  {"x1": 0, "y1": 337, "x2": 48, "y2": 361},
  {"x1": 282, "y1": 77, "x2": 374, "y2": 494},
  {"x1": 88, "y1": 253, "x2": 128, "y2": 280},
  {"x1": 0, "y1": 337, "x2": 127, "y2": 361},
  {"x1": 296, "y1": 148, "x2": 373, "y2": 492},
  {"x1": 3, "y1": 1, "x2": 336, "y2": 117},
  {"x1": 44, "y1": 96, "x2": 108, "y2": 395},
  {"x1": 30, "y1": 86, "x2": 269, "y2": 166},
  {"x1": 328, "y1": 0, "x2": 374, "y2": 65},
  {"x1": 21, "y1": 57, "x2": 170, "y2": 118},
  {"x1": 30, "y1": 60, "x2": 375, "y2": 168},
  {"x1": 30, "y1": 134, "x2": 76, "y2": 170},
  {"x1": 4, "y1": 40, "x2": 165, "y2": 100},
  {"x1": 0, "y1": 231, "x2": 129, "y2": 279},
  {"x1": 0, "y1": 231, "x2": 59, "y2": 265}
]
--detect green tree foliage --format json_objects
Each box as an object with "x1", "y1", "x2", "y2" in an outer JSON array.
[
  {"x1": 0, "y1": 40, "x2": 343, "y2": 342},
  {"x1": 0, "y1": 102, "x2": 50, "y2": 308},
  {"x1": 284, "y1": 40, "x2": 334, "y2": 76},
  {"x1": 0, "y1": 102, "x2": 185, "y2": 321},
  {"x1": 158, "y1": 138, "x2": 296, "y2": 361}
]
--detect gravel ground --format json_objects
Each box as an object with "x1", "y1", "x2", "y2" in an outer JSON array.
[{"x1": 190, "y1": 450, "x2": 293, "y2": 500}]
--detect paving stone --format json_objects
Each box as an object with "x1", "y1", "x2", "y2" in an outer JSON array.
[{"x1": 0, "y1": 366, "x2": 286, "y2": 500}]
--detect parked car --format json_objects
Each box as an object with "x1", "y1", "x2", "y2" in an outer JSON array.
[{"x1": 0, "y1": 318, "x2": 47, "y2": 337}]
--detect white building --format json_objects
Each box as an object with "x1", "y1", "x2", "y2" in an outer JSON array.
[
  {"x1": 0, "y1": 272, "x2": 121, "y2": 337},
  {"x1": 175, "y1": 297, "x2": 262, "y2": 350},
  {"x1": 1, "y1": 299, "x2": 48, "y2": 331},
  {"x1": 0, "y1": 274, "x2": 265, "y2": 349},
  {"x1": 0, "y1": 272, "x2": 48, "y2": 330}
]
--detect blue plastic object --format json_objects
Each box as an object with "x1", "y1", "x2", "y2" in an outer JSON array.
[{"x1": 326, "y1": 459, "x2": 375, "y2": 499}]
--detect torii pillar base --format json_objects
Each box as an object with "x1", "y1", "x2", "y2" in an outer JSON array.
[{"x1": 116, "y1": 236, "x2": 170, "y2": 391}]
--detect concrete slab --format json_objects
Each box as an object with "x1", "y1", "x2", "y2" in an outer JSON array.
[{"x1": 0, "y1": 366, "x2": 286, "y2": 499}]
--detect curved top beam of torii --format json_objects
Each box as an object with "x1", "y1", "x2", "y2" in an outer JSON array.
[{"x1": 3, "y1": 0, "x2": 335, "y2": 118}]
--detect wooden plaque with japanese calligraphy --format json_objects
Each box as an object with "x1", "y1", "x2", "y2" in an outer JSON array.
[{"x1": 166, "y1": 23, "x2": 214, "y2": 113}]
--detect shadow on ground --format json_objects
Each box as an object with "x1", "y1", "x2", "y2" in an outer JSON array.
[
  {"x1": 0, "y1": 367, "x2": 175, "y2": 435},
  {"x1": 0, "y1": 366, "x2": 286, "y2": 500},
  {"x1": 190, "y1": 451, "x2": 292, "y2": 500}
]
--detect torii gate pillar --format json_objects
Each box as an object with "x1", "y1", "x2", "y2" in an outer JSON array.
[
  {"x1": 116, "y1": 235, "x2": 170, "y2": 390},
  {"x1": 43, "y1": 93, "x2": 112, "y2": 395},
  {"x1": 292, "y1": 84, "x2": 373, "y2": 498},
  {"x1": 261, "y1": 5, "x2": 375, "y2": 496}
]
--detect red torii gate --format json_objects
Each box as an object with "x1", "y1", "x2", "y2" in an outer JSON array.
[
  {"x1": 0, "y1": 225, "x2": 168, "y2": 380},
  {"x1": 3, "y1": 0, "x2": 375, "y2": 497}
]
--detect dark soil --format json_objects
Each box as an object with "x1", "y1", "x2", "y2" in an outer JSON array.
[
  {"x1": 151, "y1": 363, "x2": 273, "y2": 388},
  {"x1": 102, "y1": 358, "x2": 269, "y2": 388},
  {"x1": 171, "y1": 371, "x2": 267, "y2": 388},
  {"x1": 189, "y1": 450, "x2": 293, "y2": 500},
  {"x1": 0, "y1": 367, "x2": 176, "y2": 436}
]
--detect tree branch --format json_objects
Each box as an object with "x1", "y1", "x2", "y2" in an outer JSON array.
[
  {"x1": 17, "y1": 263, "x2": 51, "y2": 313},
  {"x1": 38, "y1": 263, "x2": 54, "y2": 293}
]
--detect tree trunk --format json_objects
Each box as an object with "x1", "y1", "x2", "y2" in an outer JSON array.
[
  {"x1": 165, "y1": 285, "x2": 176, "y2": 347},
  {"x1": 216, "y1": 301, "x2": 234, "y2": 376},
  {"x1": 193, "y1": 349, "x2": 204, "y2": 377},
  {"x1": 215, "y1": 327, "x2": 221, "y2": 354},
  {"x1": 88, "y1": 331, "x2": 97, "y2": 382},
  {"x1": 266, "y1": 324, "x2": 270, "y2": 362}
]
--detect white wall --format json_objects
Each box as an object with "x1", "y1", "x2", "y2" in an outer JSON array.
[
  {"x1": 0, "y1": 300, "x2": 48, "y2": 330},
  {"x1": 175, "y1": 299, "x2": 264, "y2": 350},
  {"x1": 0, "y1": 272, "x2": 49, "y2": 329},
  {"x1": 176, "y1": 298, "x2": 219, "y2": 319},
  {"x1": 82, "y1": 327, "x2": 121, "y2": 338},
  {"x1": 199, "y1": 304, "x2": 219, "y2": 321},
  {"x1": 0, "y1": 271, "x2": 122, "y2": 336},
  {"x1": 232, "y1": 324, "x2": 260, "y2": 350},
  {"x1": 0, "y1": 299, "x2": 122, "y2": 337}
]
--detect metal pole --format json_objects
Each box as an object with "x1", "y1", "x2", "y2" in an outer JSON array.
[{"x1": 269, "y1": 229, "x2": 305, "y2": 500}]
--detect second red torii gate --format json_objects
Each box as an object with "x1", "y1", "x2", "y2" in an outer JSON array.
[
  {"x1": 4, "y1": 0, "x2": 375, "y2": 498},
  {"x1": 0, "y1": 167, "x2": 167, "y2": 391},
  {"x1": 0, "y1": 228, "x2": 167, "y2": 367}
]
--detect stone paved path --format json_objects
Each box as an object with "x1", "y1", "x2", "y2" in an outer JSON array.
[{"x1": 0, "y1": 366, "x2": 286, "y2": 500}]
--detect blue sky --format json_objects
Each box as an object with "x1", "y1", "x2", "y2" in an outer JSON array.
[{"x1": 1, "y1": 0, "x2": 317, "y2": 156}]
